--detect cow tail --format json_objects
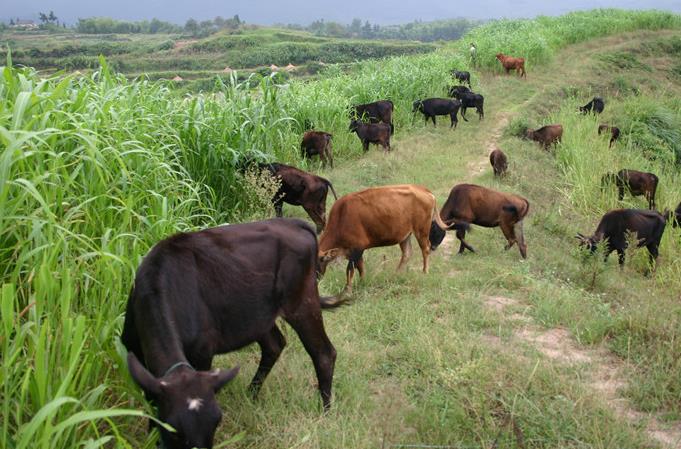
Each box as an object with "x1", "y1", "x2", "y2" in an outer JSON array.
[{"x1": 325, "y1": 179, "x2": 338, "y2": 200}]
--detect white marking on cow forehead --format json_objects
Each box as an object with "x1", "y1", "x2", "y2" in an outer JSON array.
[{"x1": 187, "y1": 398, "x2": 203, "y2": 411}]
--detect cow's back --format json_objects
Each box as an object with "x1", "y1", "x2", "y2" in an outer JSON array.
[
  {"x1": 321, "y1": 185, "x2": 434, "y2": 250},
  {"x1": 124, "y1": 219, "x2": 319, "y2": 359}
]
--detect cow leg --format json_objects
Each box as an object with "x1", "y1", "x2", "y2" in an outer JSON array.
[
  {"x1": 415, "y1": 232, "x2": 431, "y2": 273},
  {"x1": 617, "y1": 249, "x2": 625, "y2": 267},
  {"x1": 302, "y1": 204, "x2": 325, "y2": 234},
  {"x1": 345, "y1": 249, "x2": 364, "y2": 293},
  {"x1": 273, "y1": 199, "x2": 283, "y2": 218},
  {"x1": 456, "y1": 227, "x2": 475, "y2": 253},
  {"x1": 249, "y1": 325, "x2": 287, "y2": 397},
  {"x1": 362, "y1": 140, "x2": 369, "y2": 152},
  {"x1": 617, "y1": 185, "x2": 624, "y2": 201},
  {"x1": 431, "y1": 116, "x2": 437, "y2": 127},
  {"x1": 285, "y1": 292, "x2": 336, "y2": 411},
  {"x1": 646, "y1": 244, "x2": 659, "y2": 273},
  {"x1": 450, "y1": 113, "x2": 458, "y2": 129},
  {"x1": 356, "y1": 251, "x2": 366, "y2": 279},
  {"x1": 500, "y1": 219, "x2": 518, "y2": 252},
  {"x1": 397, "y1": 236, "x2": 413, "y2": 271}
]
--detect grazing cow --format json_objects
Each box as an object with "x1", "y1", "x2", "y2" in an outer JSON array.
[
  {"x1": 526, "y1": 124, "x2": 563, "y2": 149},
  {"x1": 301, "y1": 131, "x2": 333, "y2": 167},
  {"x1": 496, "y1": 53, "x2": 526, "y2": 77},
  {"x1": 489, "y1": 149, "x2": 508, "y2": 177},
  {"x1": 412, "y1": 98, "x2": 461, "y2": 129},
  {"x1": 450, "y1": 91, "x2": 484, "y2": 120},
  {"x1": 580, "y1": 97, "x2": 605, "y2": 114},
  {"x1": 317, "y1": 184, "x2": 462, "y2": 303},
  {"x1": 598, "y1": 124, "x2": 620, "y2": 147},
  {"x1": 121, "y1": 219, "x2": 336, "y2": 449},
  {"x1": 431, "y1": 184, "x2": 530, "y2": 258},
  {"x1": 448, "y1": 85, "x2": 471, "y2": 97},
  {"x1": 605, "y1": 169, "x2": 659, "y2": 209},
  {"x1": 664, "y1": 201, "x2": 681, "y2": 227},
  {"x1": 351, "y1": 100, "x2": 395, "y2": 135},
  {"x1": 576, "y1": 209, "x2": 666, "y2": 270},
  {"x1": 349, "y1": 120, "x2": 391, "y2": 152},
  {"x1": 451, "y1": 69, "x2": 472, "y2": 87},
  {"x1": 258, "y1": 162, "x2": 338, "y2": 233}
]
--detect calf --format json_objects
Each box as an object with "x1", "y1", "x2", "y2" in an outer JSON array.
[
  {"x1": 349, "y1": 120, "x2": 391, "y2": 152},
  {"x1": 450, "y1": 91, "x2": 484, "y2": 120},
  {"x1": 121, "y1": 219, "x2": 336, "y2": 449},
  {"x1": 598, "y1": 124, "x2": 620, "y2": 148},
  {"x1": 580, "y1": 97, "x2": 605, "y2": 114},
  {"x1": 448, "y1": 85, "x2": 471, "y2": 97},
  {"x1": 576, "y1": 209, "x2": 666, "y2": 270},
  {"x1": 412, "y1": 98, "x2": 461, "y2": 129},
  {"x1": 605, "y1": 169, "x2": 659, "y2": 209},
  {"x1": 258, "y1": 162, "x2": 338, "y2": 233},
  {"x1": 526, "y1": 124, "x2": 563, "y2": 149},
  {"x1": 301, "y1": 131, "x2": 333, "y2": 167},
  {"x1": 496, "y1": 53, "x2": 526, "y2": 77},
  {"x1": 430, "y1": 183, "x2": 530, "y2": 258},
  {"x1": 489, "y1": 148, "x2": 508, "y2": 177},
  {"x1": 317, "y1": 184, "x2": 461, "y2": 303},
  {"x1": 451, "y1": 69, "x2": 471, "y2": 87},
  {"x1": 351, "y1": 100, "x2": 395, "y2": 135}
]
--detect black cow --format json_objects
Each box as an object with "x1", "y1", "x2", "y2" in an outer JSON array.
[
  {"x1": 351, "y1": 100, "x2": 395, "y2": 135},
  {"x1": 450, "y1": 91, "x2": 484, "y2": 120},
  {"x1": 451, "y1": 69, "x2": 471, "y2": 87},
  {"x1": 576, "y1": 209, "x2": 666, "y2": 270},
  {"x1": 121, "y1": 219, "x2": 336, "y2": 449},
  {"x1": 447, "y1": 85, "x2": 471, "y2": 98},
  {"x1": 579, "y1": 97, "x2": 605, "y2": 114},
  {"x1": 349, "y1": 120, "x2": 391, "y2": 152},
  {"x1": 412, "y1": 98, "x2": 461, "y2": 129},
  {"x1": 257, "y1": 162, "x2": 338, "y2": 233}
]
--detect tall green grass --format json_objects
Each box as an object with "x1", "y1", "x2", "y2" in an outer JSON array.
[{"x1": 462, "y1": 9, "x2": 681, "y2": 70}]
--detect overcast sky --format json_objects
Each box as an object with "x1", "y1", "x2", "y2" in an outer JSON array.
[{"x1": 3, "y1": 0, "x2": 680, "y2": 25}]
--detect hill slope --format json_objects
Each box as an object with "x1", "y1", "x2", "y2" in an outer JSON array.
[{"x1": 210, "y1": 29, "x2": 681, "y2": 449}]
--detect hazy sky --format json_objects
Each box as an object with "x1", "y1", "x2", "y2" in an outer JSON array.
[{"x1": 3, "y1": 0, "x2": 680, "y2": 25}]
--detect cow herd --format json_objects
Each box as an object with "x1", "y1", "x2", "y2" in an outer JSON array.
[{"x1": 121, "y1": 60, "x2": 680, "y2": 449}]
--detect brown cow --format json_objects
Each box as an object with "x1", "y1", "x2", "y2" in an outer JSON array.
[
  {"x1": 526, "y1": 124, "x2": 563, "y2": 149},
  {"x1": 489, "y1": 148, "x2": 508, "y2": 177},
  {"x1": 496, "y1": 53, "x2": 526, "y2": 77},
  {"x1": 598, "y1": 124, "x2": 620, "y2": 148},
  {"x1": 431, "y1": 184, "x2": 530, "y2": 258},
  {"x1": 317, "y1": 184, "x2": 458, "y2": 303},
  {"x1": 301, "y1": 131, "x2": 333, "y2": 167},
  {"x1": 259, "y1": 162, "x2": 338, "y2": 233},
  {"x1": 608, "y1": 169, "x2": 659, "y2": 210}
]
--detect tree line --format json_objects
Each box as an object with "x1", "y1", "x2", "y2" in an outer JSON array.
[{"x1": 74, "y1": 15, "x2": 243, "y2": 35}]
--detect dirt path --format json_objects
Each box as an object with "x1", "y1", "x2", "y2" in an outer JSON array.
[{"x1": 484, "y1": 295, "x2": 681, "y2": 448}]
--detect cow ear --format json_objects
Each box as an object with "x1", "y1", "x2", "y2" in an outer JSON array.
[
  {"x1": 210, "y1": 366, "x2": 240, "y2": 392},
  {"x1": 127, "y1": 352, "x2": 161, "y2": 396}
]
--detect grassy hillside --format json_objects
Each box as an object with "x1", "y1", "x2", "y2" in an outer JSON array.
[
  {"x1": 2, "y1": 9, "x2": 681, "y2": 449},
  {"x1": 0, "y1": 26, "x2": 435, "y2": 84}
]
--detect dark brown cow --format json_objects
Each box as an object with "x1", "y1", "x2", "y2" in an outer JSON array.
[
  {"x1": 351, "y1": 100, "x2": 395, "y2": 135},
  {"x1": 489, "y1": 148, "x2": 508, "y2": 177},
  {"x1": 576, "y1": 209, "x2": 666, "y2": 270},
  {"x1": 579, "y1": 97, "x2": 605, "y2": 114},
  {"x1": 259, "y1": 162, "x2": 338, "y2": 233},
  {"x1": 526, "y1": 124, "x2": 563, "y2": 149},
  {"x1": 431, "y1": 184, "x2": 530, "y2": 258},
  {"x1": 317, "y1": 184, "x2": 459, "y2": 303},
  {"x1": 604, "y1": 169, "x2": 659, "y2": 209},
  {"x1": 301, "y1": 131, "x2": 333, "y2": 167},
  {"x1": 598, "y1": 124, "x2": 620, "y2": 148},
  {"x1": 496, "y1": 53, "x2": 526, "y2": 77},
  {"x1": 121, "y1": 219, "x2": 336, "y2": 449},
  {"x1": 349, "y1": 120, "x2": 391, "y2": 152},
  {"x1": 451, "y1": 69, "x2": 471, "y2": 87}
]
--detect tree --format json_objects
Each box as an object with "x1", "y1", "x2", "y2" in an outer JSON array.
[
  {"x1": 350, "y1": 18, "x2": 362, "y2": 35},
  {"x1": 9, "y1": 19, "x2": 14, "y2": 26},
  {"x1": 184, "y1": 18, "x2": 198, "y2": 35}
]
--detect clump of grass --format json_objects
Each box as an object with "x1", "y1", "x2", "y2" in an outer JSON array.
[
  {"x1": 504, "y1": 116, "x2": 531, "y2": 138},
  {"x1": 596, "y1": 50, "x2": 652, "y2": 71}
]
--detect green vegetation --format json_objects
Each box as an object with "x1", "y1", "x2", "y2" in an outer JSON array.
[
  {"x1": 2, "y1": 9, "x2": 681, "y2": 449},
  {"x1": 75, "y1": 17, "x2": 183, "y2": 34}
]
